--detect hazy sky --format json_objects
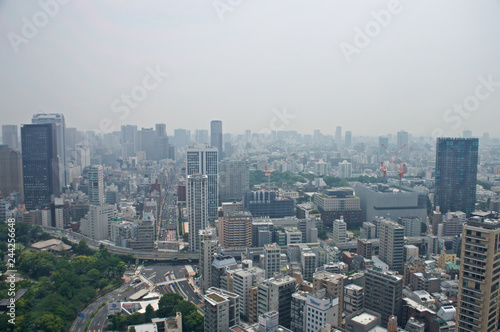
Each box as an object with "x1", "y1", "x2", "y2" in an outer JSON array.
[{"x1": 1, "y1": 0, "x2": 499, "y2": 138}]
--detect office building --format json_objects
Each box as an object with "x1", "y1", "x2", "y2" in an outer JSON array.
[
  {"x1": 187, "y1": 174, "x2": 208, "y2": 252},
  {"x1": 344, "y1": 309, "x2": 382, "y2": 332},
  {"x1": 355, "y1": 183, "x2": 427, "y2": 224},
  {"x1": 290, "y1": 291, "x2": 308, "y2": 332},
  {"x1": 230, "y1": 267, "x2": 265, "y2": 318},
  {"x1": 435, "y1": 138, "x2": 479, "y2": 216},
  {"x1": 378, "y1": 136, "x2": 389, "y2": 163},
  {"x1": 88, "y1": 165, "x2": 104, "y2": 205},
  {"x1": 200, "y1": 228, "x2": 218, "y2": 292},
  {"x1": 357, "y1": 238, "x2": 373, "y2": 259},
  {"x1": 332, "y1": 217, "x2": 347, "y2": 244},
  {"x1": 338, "y1": 160, "x2": 352, "y2": 179},
  {"x1": 431, "y1": 209, "x2": 442, "y2": 236},
  {"x1": 139, "y1": 127, "x2": 155, "y2": 160},
  {"x1": 186, "y1": 144, "x2": 218, "y2": 219},
  {"x1": 397, "y1": 130, "x2": 409, "y2": 160},
  {"x1": 362, "y1": 221, "x2": 376, "y2": 239},
  {"x1": 128, "y1": 212, "x2": 155, "y2": 250},
  {"x1": 121, "y1": 125, "x2": 138, "y2": 158},
  {"x1": 304, "y1": 290, "x2": 338, "y2": 332},
  {"x1": 31, "y1": 114, "x2": 67, "y2": 186},
  {"x1": 257, "y1": 276, "x2": 297, "y2": 328},
  {"x1": 211, "y1": 253, "x2": 237, "y2": 289},
  {"x1": 345, "y1": 130, "x2": 352, "y2": 148},
  {"x1": 0, "y1": 147, "x2": 23, "y2": 201},
  {"x1": 456, "y1": 219, "x2": 500, "y2": 332},
  {"x1": 210, "y1": 120, "x2": 223, "y2": 157},
  {"x1": 344, "y1": 284, "x2": 364, "y2": 316},
  {"x1": 399, "y1": 217, "x2": 421, "y2": 237},
  {"x1": 312, "y1": 271, "x2": 344, "y2": 327},
  {"x1": 204, "y1": 287, "x2": 240, "y2": 332},
  {"x1": 2, "y1": 125, "x2": 18, "y2": 150},
  {"x1": 219, "y1": 160, "x2": 249, "y2": 201},
  {"x1": 153, "y1": 127, "x2": 169, "y2": 161},
  {"x1": 316, "y1": 159, "x2": 329, "y2": 176},
  {"x1": 314, "y1": 188, "x2": 362, "y2": 228},
  {"x1": 364, "y1": 267, "x2": 403, "y2": 326},
  {"x1": 335, "y1": 126, "x2": 342, "y2": 147},
  {"x1": 218, "y1": 211, "x2": 252, "y2": 249},
  {"x1": 263, "y1": 243, "x2": 281, "y2": 279},
  {"x1": 403, "y1": 245, "x2": 419, "y2": 263},
  {"x1": 79, "y1": 204, "x2": 116, "y2": 241},
  {"x1": 21, "y1": 124, "x2": 60, "y2": 210},
  {"x1": 244, "y1": 191, "x2": 295, "y2": 219},
  {"x1": 379, "y1": 218, "x2": 404, "y2": 271}
]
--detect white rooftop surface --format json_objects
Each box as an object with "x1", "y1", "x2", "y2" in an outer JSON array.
[{"x1": 351, "y1": 312, "x2": 378, "y2": 325}]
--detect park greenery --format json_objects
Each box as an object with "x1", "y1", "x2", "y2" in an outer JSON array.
[{"x1": 0, "y1": 221, "x2": 132, "y2": 332}]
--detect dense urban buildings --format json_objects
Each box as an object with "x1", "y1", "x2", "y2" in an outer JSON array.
[{"x1": 435, "y1": 138, "x2": 479, "y2": 216}]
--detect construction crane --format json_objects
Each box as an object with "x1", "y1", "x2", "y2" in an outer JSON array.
[
  {"x1": 379, "y1": 144, "x2": 407, "y2": 190},
  {"x1": 264, "y1": 153, "x2": 295, "y2": 189}
]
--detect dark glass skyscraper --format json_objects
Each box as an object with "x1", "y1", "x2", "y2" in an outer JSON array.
[
  {"x1": 210, "y1": 120, "x2": 223, "y2": 157},
  {"x1": 21, "y1": 124, "x2": 60, "y2": 211},
  {"x1": 435, "y1": 137, "x2": 479, "y2": 216}
]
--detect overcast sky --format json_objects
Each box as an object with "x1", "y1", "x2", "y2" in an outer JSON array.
[{"x1": 1, "y1": 0, "x2": 499, "y2": 138}]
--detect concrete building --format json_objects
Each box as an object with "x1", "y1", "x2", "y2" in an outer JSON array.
[
  {"x1": 316, "y1": 159, "x2": 329, "y2": 176},
  {"x1": 211, "y1": 254, "x2": 237, "y2": 289},
  {"x1": 200, "y1": 228, "x2": 218, "y2": 292},
  {"x1": 403, "y1": 245, "x2": 419, "y2": 264},
  {"x1": 357, "y1": 238, "x2": 373, "y2": 259},
  {"x1": 399, "y1": 217, "x2": 421, "y2": 237},
  {"x1": 230, "y1": 267, "x2": 265, "y2": 318},
  {"x1": 313, "y1": 271, "x2": 344, "y2": 327},
  {"x1": 187, "y1": 174, "x2": 208, "y2": 252},
  {"x1": 379, "y1": 219, "x2": 404, "y2": 271},
  {"x1": 364, "y1": 267, "x2": 403, "y2": 326},
  {"x1": 344, "y1": 284, "x2": 364, "y2": 316},
  {"x1": 290, "y1": 291, "x2": 308, "y2": 332},
  {"x1": 285, "y1": 227, "x2": 302, "y2": 245},
  {"x1": 128, "y1": 212, "x2": 155, "y2": 250},
  {"x1": 218, "y1": 211, "x2": 252, "y2": 249},
  {"x1": 0, "y1": 147, "x2": 23, "y2": 202},
  {"x1": 210, "y1": 120, "x2": 223, "y2": 158},
  {"x1": 355, "y1": 183, "x2": 427, "y2": 224},
  {"x1": 204, "y1": 287, "x2": 240, "y2": 332},
  {"x1": 88, "y1": 165, "x2": 104, "y2": 205},
  {"x1": 314, "y1": 188, "x2": 362, "y2": 228},
  {"x1": 338, "y1": 160, "x2": 352, "y2": 179},
  {"x1": 300, "y1": 248, "x2": 317, "y2": 279},
  {"x1": 80, "y1": 204, "x2": 116, "y2": 241},
  {"x1": 244, "y1": 191, "x2": 295, "y2": 219},
  {"x1": 2, "y1": 125, "x2": 18, "y2": 150},
  {"x1": 257, "y1": 276, "x2": 297, "y2": 328},
  {"x1": 186, "y1": 144, "x2": 218, "y2": 219},
  {"x1": 219, "y1": 160, "x2": 249, "y2": 202},
  {"x1": 345, "y1": 309, "x2": 382, "y2": 332},
  {"x1": 304, "y1": 290, "x2": 338, "y2": 332},
  {"x1": 456, "y1": 219, "x2": 500, "y2": 331},
  {"x1": 263, "y1": 243, "x2": 281, "y2": 279},
  {"x1": 332, "y1": 217, "x2": 347, "y2": 244},
  {"x1": 362, "y1": 222, "x2": 376, "y2": 239}
]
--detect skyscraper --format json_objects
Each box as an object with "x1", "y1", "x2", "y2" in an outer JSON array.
[
  {"x1": 435, "y1": 138, "x2": 479, "y2": 216},
  {"x1": 456, "y1": 219, "x2": 500, "y2": 332},
  {"x1": 0, "y1": 147, "x2": 23, "y2": 201},
  {"x1": 187, "y1": 174, "x2": 208, "y2": 252},
  {"x1": 345, "y1": 130, "x2": 352, "y2": 148},
  {"x1": 219, "y1": 160, "x2": 249, "y2": 201},
  {"x1": 218, "y1": 211, "x2": 252, "y2": 249},
  {"x1": 397, "y1": 130, "x2": 409, "y2": 160},
  {"x1": 21, "y1": 124, "x2": 60, "y2": 211},
  {"x1": 32, "y1": 114, "x2": 67, "y2": 186},
  {"x1": 335, "y1": 126, "x2": 342, "y2": 147},
  {"x1": 2, "y1": 125, "x2": 18, "y2": 150},
  {"x1": 88, "y1": 165, "x2": 104, "y2": 205},
  {"x1": 378, "y1": 136, "x2": 389, "y2": 163},
  {"x1": 121, "y1": 125, "x2": 138, "y2": 158},
  {"x1": 186, "y1": 144, "x2": 218, "y2": 219},
  {"x1": 210, "y1": 120, "x2": 223, "y2": 157},
  {"x1": 379, "y1": 219, "x2": 404, "y2": 271},
  {"x1": 200, "y1": 228, "x2": 218, "y2": 292}
]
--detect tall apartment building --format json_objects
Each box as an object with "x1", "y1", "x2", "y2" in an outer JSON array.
[
  {"x1": 219, "y1": 160, "x2": 249, "y2": 201},
  {"x1": 345, "y1": 130, "x2": 352, "y2": 148},
  {"x1": 364, "y1": 267, "x2": 403, "y2": 326},
  {"x1": 332, "y1": 217, "x2": 347, "y2": 244},
  {"x1": 357, "y1": 238, "x2": 373, "y2": 259},
  {"x1": 399, "y1": 217, "x2": 421, "y2": 237},
  {"x1": 218, "y1": 211, "x2": 252, "y2": 249},
  {"x1": 314, "y1": 188, "x2": 362, "y2": 228},
  {"x1": 21, "y1": 123, "x2": 60, "y2": 210},
  {"x1": 121, "y1": 125, "x2": 138, "y2": 158},
  {"x1": 379, "y1": 219, "x2": 405, "y2": 271},
  {"x1": 228, "y1": 267, "x2": 265, "y2": 318},
  {"x1": 204, "y1": 287, "x2": 240, "y2": 332},
  {"x1": 31, "y1": 114, "x2": 68, "y2": 186},
  {"x1": 456, "y1": 219, "x2": 500, "y2": 332},
  {"x1": 435, "y1": 138, "x2": 479, "y2": 216},
  {"x1": 338, "y1": 160, "x2": 352, "y2": 179},
  {"x1": 362, "y1": 221, "x2": 377, "y2": 239},
  {"x1": 88, "y1": 165, "x2": 104, "y2": 205},
  {"x1": 257, "y1": 276, "x2": 297, "y2": 328},
  {"x1": 397, "y1": 130, "x2": 409, "y2": 160},
  {"x1": 2, "y1": 125, "x2": 18, "y2": 150},
  {"x1": 263, "y1": 243, "x2": 281, "y2": 279},
  {"x1": 186, "y1": 144, "x2": 218, "y2": 219},
  {"x1": 80, "y1": 204, "x2": 116, "y2": 241},
  {"x1": 187, "y1": 174, "x2": 208, "y2": 252},
  {"x1": 312, "y1": 271, "x2": 344, "y2": 327},
  {"x1": 290, "y1": 290, "x2": 308, "y2": 332},
  {"x1": 200, "y1": 228, "x2": 218, "y2": 293},
  {"x1": 0, "y1": 147, "x2": 23, "y2": 201}
]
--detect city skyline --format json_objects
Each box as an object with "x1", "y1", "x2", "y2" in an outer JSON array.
[{"x1": 1, "y1": 1, "x2": 499, "y2": 136}]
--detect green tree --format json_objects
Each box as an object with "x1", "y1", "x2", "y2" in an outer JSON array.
[
  {"x1": 145, "y1": 304, "x2": 156, "y2": 322},
  {"x1": 183, "y1": 311, "x2": 204, "y2": 332},
  {"x1": 158, "y1": 293, "x2": 183, "y2": 317},
  {"x1": 34, "y1": 313, "x2": 65, "y2": 332}
]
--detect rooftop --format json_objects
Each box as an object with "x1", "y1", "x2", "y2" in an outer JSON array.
[{"x1": 351, "y1": 312, "x2": 379, "y2": 325}]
